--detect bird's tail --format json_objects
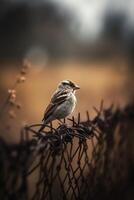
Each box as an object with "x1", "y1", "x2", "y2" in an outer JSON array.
[{"x1": 38, "y1": 117, "x2": 52, "y2": 133}]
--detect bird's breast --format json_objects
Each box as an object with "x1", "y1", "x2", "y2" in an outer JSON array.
[{"x1": 63, "y1": 93, "x2": 76, "y2": 114}]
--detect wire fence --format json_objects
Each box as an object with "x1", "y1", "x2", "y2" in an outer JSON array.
[{"x1": 0, "y1": 102, "x2": 134, "y2": 200}]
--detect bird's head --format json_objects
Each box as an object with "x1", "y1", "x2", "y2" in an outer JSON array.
[{"x1": 58, "y1": 80, "x2": 80, "y2": 91}]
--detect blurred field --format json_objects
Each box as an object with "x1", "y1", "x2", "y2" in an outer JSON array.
[{"x1": 0, "y1": 59, "x2": 131, "y2": 141}]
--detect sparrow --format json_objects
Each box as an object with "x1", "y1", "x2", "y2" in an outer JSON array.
[{"x1": 39, "y1": 80, "x2": 80, "y2": 132}]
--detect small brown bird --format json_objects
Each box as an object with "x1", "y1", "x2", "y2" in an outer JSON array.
[{"x1": 39, "y1": 80, "x2": 80, "y2": 132}]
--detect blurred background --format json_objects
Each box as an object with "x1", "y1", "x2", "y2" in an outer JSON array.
[{"x1": 0, "y1": 0, "x2": 134, "y2": 142}]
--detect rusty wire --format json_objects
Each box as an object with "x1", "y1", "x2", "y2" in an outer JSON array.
[{"x1": 0, "y1": 103, "x2": 134, "y2": 200}]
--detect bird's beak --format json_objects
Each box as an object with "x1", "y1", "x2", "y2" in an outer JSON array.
[{"x1": 74, "y1": 85, "x2": 80, "y2": 90}]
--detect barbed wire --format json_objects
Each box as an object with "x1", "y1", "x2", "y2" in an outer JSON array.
[{"x1": 0, "y1": 102, "x2": 134, "y2": 200}]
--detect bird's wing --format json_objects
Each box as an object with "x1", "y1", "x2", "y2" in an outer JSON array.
[
  {"x1": 42, "y1": 103, "x2": 56, "y2": 122},
  {"x1": 51, "y1": 89, "x2": 69, "y2": 103},
  {"x1": 42, "y1": 89, "x2": 69, "y2": 122}
]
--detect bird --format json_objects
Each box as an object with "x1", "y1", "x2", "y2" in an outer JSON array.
[{"x1": 39, "y1": 80, "x2": 80, "y2": 132}]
